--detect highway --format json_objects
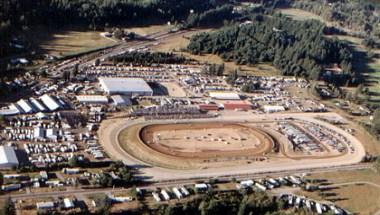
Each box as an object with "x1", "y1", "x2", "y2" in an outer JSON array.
[{"x1": 54, "y1": 29, "x2": 196, "y2": 73}]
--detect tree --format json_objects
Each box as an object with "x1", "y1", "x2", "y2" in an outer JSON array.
[
  {"x1": 0, "y1": 197, "x2": 15, "y2": 215},
  {"x1": 372, "y1": 108, "x2": 380, "y2": 135},
  {"x1": 68, "y1": 155, "x2": 80, "y2": 167},
  {"x1": 113, "y1": 29, "x2": 124, "y2": 40},
  {"x1": 0, "y1": 172, "x2": 3, "y2": 186},
  {"x1": 95, "y1": 195, "x2": 111, "y2": 215},
  {"x1": 374, "y1": 157, "x2": 380, "y2": 174},
  {"x1": 98, "y1": 173, "x2": 113, "y2": 187},
  {"x1": 226, "y1": 70, "x2": 239, "y2": 85},
  {"x1": 188, "y1": 15, "x2": 354, "y2": 80}
]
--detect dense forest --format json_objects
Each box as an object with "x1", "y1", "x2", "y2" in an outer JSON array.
[
  {"x1": 289, "y1": 0, "x2": 380, "y2": 37},
  {"x1": 187, "y1": 14, "x2": 353, "y2": 80},
  {"x1": 0, "y1": 0, "x2": 224, "y2": 57},
  {"x1": 184, "y1": 4, "x2": 235, "y2": 28}
]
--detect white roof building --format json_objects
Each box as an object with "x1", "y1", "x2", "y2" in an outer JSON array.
[
  {"x1": 17, "y1": 99, "x2": 34, "y2": 113},
  {"x1": 111, "y1": 95, "x2": 132, "y2": 106},
  {"x1": 0, "y1": 107, "x2": 20, "y2": 116},
  {"x1": 63, "y1": 198, "x2": 75, "y2": 209},
  {"x1": 40, "y1": 94, "x2": 60, "y2": 111},
  {"x1": 262, "y1": 105, "x2": 285, "y2": 113},
  {"x1": 0, "y1": 146, "x2": 19, "y2": 169},
  {"x1": 76, "y1": 95, "x2": 109, "y2": 104},
  {"x1": 34, "y1": 127, "x2": 45, "y2": 139},
  {"x1": 209, "y1": 91, "x2": 240, "y2": 100},
  {"x1": 30, "y1": 98, "x2": 46, "y2": 112},
  {"x1": 98, "y1": 77, "x2": 153, "y2": 96},
  {"x1": 36, "y1": 201, "x2": 55, "y2": 210}
]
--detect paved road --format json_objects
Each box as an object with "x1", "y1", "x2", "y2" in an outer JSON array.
[
  {"x1": 55, "y1": 30, "x2": 195, "y2": 74},
  {"x1": 98, "y1": 112, "x2": 366, "y2": 181},
  {"x1": 1, "y1": 162, "x2": 371, "y2": 201}
]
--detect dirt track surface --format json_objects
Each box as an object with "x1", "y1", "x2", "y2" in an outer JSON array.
[
  {"x1": 98, "y1": 112, "x2": 366, "y2": 181},
  {"x1": 140, "y1": 122, "x2": 273, "y2": 158}
]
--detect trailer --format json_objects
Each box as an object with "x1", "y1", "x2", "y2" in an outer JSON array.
[
  {"x1": 315, "y1": 202, "x2": 323, "y2": 214},
  {"x1": 195, "y1": 183, "x2": 209, "y2": 192},
  {"x1": 254, "y1": 183, "x2": 267, "y2": 191},
  {"x1": 172, "y1": 187, "x2": 183, "y2": 199},
  {"x1": 263, "y1": 181, "x2": 274, "y2": 189},
  {"x1": 288, "y1": 195, "x2": 294, "y2": 206},
  {"x1": 289, "y1": 176, "x2": 302, "y2": 185},
  {"x1": 295, "y1": 196, "x2": 301, "y2": 208},
  {"x1": 152, "y1": 192, "x2": 161, "y2": 202},
  {"x1": 329, "y1": 205, "x2": 343, "y2": 215},
  {"x1": 268, "y1": 178, "x2": 280, "y2": 187},
  {"x1": 305, "y1": 199, "x2": 311, "y2": 210},
  {"x1": 161, "y1": 190, "x2": 171, "y2": 201},
  {"x1": 180, "y1": 187, "x2": 190, "y2": 196},
  {"x1": 240, "y1": 180, "x2": 254, "y2": 188}
]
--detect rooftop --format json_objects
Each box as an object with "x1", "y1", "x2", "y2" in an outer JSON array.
[
  {"x1": 0, "y1": 146, "x2": 19, "y2": 166},
  {"x1": 98, "y1": 77, "x2": 153, "y2": 94}
]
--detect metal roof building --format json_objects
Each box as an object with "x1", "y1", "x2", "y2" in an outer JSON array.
[
  {"x1": 30, "y1": 98, "x2": 46, "y2": 112},
  {"x1": 40, "y1": 94, "x2": 60, "y2": 111},
  {"x1": 209, "y1": 91, "x2": 241, "y2": 100},
  {"x1": 111, "y1": 95, "x2": 132, "y2": 106},
  {"x1": 0, "y1": 106, "x2": 20, "y2": 116},
  {"x1": 17, "y1": 99, "x2": 34, "y2": 113},
  {"x1": 262, "y1": 105, "x2": 285, "y2": 113},
  {"x1": 98, "y1": 77, "x2": 153, "y2": 96},
  {"x1": 0, "y1": 146, "x2": 19, "y2": 169},
  {"x1": 76, "y1": 95, "x2": 109, "y2": 104}
]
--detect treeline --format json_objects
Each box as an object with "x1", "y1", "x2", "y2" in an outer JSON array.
[
  {"x1": 0, "y1": 0, "x2": 221, "y2": 57},
  {"x1": 187, "y1": 14, "x2": 353, "y2": 80},
  {"x1": 109, "y1": 51, "x2": 190, "y2": 65},
  {"x1": 290, "y1": 0, "x2": 380, "y2": 37},
  {"x1": 185, "y1": 4, "x2": 236, "y2": 28},
  {"x1": 126, "y1": 190, "x2": 312, "y2": 215}
]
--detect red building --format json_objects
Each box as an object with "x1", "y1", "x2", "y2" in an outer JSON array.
[
  {"x1": 223, "y1": 100, "x2": 252, "y2": 111},
  {"x1": 198, "y1": 104, "x2": 220, "y2": 111}
]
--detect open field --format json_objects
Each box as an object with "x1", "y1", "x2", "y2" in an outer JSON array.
[
  {"x1": 31, "y1": 27, "x2": 117, "y2": 57},
  {"x1": 296, "y1": 169, "x2": 380, "y2": 215},
  {"x1": 279, "y1": 8, "x2": 325, "y2": 22},
  {"x1": 127, "y1": 24, "x2": 173, "y2": 36}
]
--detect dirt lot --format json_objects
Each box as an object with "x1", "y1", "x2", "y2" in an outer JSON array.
[
  {"x1": 160, "y1": 82, "x2": 187, "y2": 97},
  {"x1": 140, "y1": 122, "x2": 273, "y2": 158},
  {"x1": 296, "y1": 169, "x2": 380, "y2": 215}
]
